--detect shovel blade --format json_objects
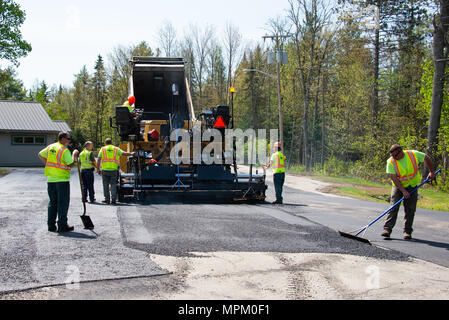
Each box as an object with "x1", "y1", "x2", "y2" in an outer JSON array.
[
  {"x1": 338, "y1": 231, "x2": 371, "y2": 245},
  {"x1": 80, "y1": 215, "x2": 94, "y2": 230}
]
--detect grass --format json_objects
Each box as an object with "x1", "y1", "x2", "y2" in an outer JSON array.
[
  {"x1": 419, "y1": 188, "x2": 449, "y2": 212},
  {"x1": 0, "y1": 168, "x2": 12, "y2": 178},
  {"x1": 294, "y1": 172, "x2": 449, "y2": 212}
]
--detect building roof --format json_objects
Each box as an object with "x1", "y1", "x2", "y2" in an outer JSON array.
[{"x1": 0, "y1": 100, "x2": 71, "y2": 133}]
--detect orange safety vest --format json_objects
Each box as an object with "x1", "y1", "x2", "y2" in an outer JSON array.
[
  {"x1": 44, "y1": 143, "x2": 71, "y2": 179},
  {"x1": 271, "y1": 151, "x2": 286, "y2": 174},
  {"x1": 101, "y1": 145, "x2": 120, "y2": 170},
  {"x1": 389, "y1": 151, "x2": 420, "y2": 186}
]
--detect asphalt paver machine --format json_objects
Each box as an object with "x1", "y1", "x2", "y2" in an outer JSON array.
[{"x1": 111, "y1": 57, "x2": 267, "y2": 203}]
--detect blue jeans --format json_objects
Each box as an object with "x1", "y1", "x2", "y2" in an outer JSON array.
[{"x1": 81, "y1": 169, "x2": 95, "y2": 202}]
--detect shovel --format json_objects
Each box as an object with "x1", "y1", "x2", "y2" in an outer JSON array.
[
  {"x1": 339, "y1": 169, "x2": 441, "y2": 245},
  {"x1": 76, "y1": 159, "x2": 95, "y2": 230}
]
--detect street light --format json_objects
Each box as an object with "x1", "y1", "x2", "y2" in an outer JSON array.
[{"x1": 243, "y1": 68, "x2": 284, "y2": 153}]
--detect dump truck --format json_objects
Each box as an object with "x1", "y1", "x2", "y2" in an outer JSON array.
[{"x1": 110, "y1": 56, "x2": 267, "y2": 203}]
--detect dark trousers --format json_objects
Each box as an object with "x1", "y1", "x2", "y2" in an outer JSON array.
[
  {"x1": 102, "y1": 170, "x2": 118, "y2": 202},
  {"x1": 47, "y1": 182, "x2": 70, "y2": 229},
  {"x1": 273, "y1": 172, "x2": 285, "y2": 203},
  {"x1": 384, "y1": 185, "x2": 418, "y2": 234},
  {"x1": 81, "y1": 169, "x2": 95, "y2": 202}
]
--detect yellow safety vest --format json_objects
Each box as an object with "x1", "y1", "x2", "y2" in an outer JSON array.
[
  {"x1": 123, "y1": 101, "x2": 133, "y2": 113},
  {"x1": 101, "y1": 145, "x2": 120, "y2": 171},
  {"x1": 44, "y1": 142, "x2": 71, "y2": 180},
  {"x1": 80, "y1": 149, "x2": 94, "y2": 170},
  {"x1": 271, "y1": 151, "x2": 286, "y2": 174},
  {"x1": 389, "y1": 150, "x2": 421, "y2": 187}
]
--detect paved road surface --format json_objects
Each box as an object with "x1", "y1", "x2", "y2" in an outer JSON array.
[
  {"x1": 269, "y1": 171, "x2": 449, "y2": 268},
  {"x1": 0, "y1": 167, "x2": 448, "y2": 299}
]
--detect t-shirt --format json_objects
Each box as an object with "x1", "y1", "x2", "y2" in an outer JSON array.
[{"x1": 39, "y1": 145, "x2": 74, "y2": 183}]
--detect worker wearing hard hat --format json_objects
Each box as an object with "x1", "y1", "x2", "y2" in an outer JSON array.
[
  {"x1": 263, "y1": 142, "x2": 286, "y2": 204},
  {"x1": 123, "y1": 95, "x2": 135, "y2": 112}
]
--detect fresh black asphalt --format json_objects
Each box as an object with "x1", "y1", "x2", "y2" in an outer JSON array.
[{"x1": 3, "y1": 167, "x2": 448, "y2": 294}]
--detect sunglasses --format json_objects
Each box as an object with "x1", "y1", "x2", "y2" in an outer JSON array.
[
  {"x1": 63, "y1": 136, "x2": 72, "y2": 141},
  {"x1": 390, "y1": 148, "x2": 401, "y2": 156}
]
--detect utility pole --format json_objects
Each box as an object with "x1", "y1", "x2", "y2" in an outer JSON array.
[{"x1": 262, "y1": 34, "x2": 289, "y2": 153}]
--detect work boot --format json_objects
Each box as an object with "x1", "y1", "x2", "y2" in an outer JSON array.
[
  {"x1": 102, "y1": 199, "x2": 110, "y2": 204},
  {"x1": 272, "y1": 200, "x2": 283, "y2": 204},
  {"x1": 57, "y1": 225, "x2": 74, "y2": 233},
  {"x1": 403, "y1": 232, "x2": 412, "y2": 240},
  {"x1": 381, "y1": 229, "x2": 391, "y2": 238},
  {"x1": 48, "y1": 225, "x2": 57, "y2": 232}
]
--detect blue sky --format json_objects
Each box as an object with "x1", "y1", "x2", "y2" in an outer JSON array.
[{"x1": 12, "y1": 0, "x2": 292, "y2": 90}]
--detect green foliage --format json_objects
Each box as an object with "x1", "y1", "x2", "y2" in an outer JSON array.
[
  {"x1": 0, "y1": 66, "x2": 27, "y2": 100},
  {"x1": 287, "y1": 164, "x2": 306, "y2": 174},
  {"x1": 0, "y1": 0, "x2": 31, "y2": 65},
  {"x1": 38, "y1": 43, "x2": 155, "y2": 152},
  {"x1": 317, "y1": 156, "x2": 352, "y2": 176},
  {"x1": 70, "y1": 128, "x2": 87, "y2": 152},
  {"x1": 33, "y1": 81, "x2": 49, "y2": 104},
  {"x1": 5, "y1": 2, "x2": 447, "y2": 194}
]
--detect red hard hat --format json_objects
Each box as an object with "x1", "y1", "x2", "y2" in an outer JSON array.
[{"x1": 128, "y1": 96, "x2": 136, "y2": 105}]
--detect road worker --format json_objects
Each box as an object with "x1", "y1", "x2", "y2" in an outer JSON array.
[
  {"x1": 263, "y1": 142, "x2": 286, "y2": 204},
  {"x1": 38, "y1": 131, "x2": 79, "y2": 232},
  {"x1": 96, "y1": 138, "x2": 134, "y2": 204},
  {"x1": 382, "y1": 144, "x2": 436, "y2": 240},
  {"x1": 123, "y1": 95, "x2": 136, "y2": 117},
  {"x1": 79, "y1": 141, "x2": 96, "y2": 203}
]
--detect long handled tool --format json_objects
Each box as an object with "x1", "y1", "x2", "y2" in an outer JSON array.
[
  {"x1": 339, "y1": 169, "x2": 441, "y2": 245},
  {"x1": 76, "y1": 159, "x2": 95, "y2": 230}
]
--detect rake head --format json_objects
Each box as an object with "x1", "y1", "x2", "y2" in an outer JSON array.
[{"x1": 338, "y1": 231, "x2": 372, "y2": 245}]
